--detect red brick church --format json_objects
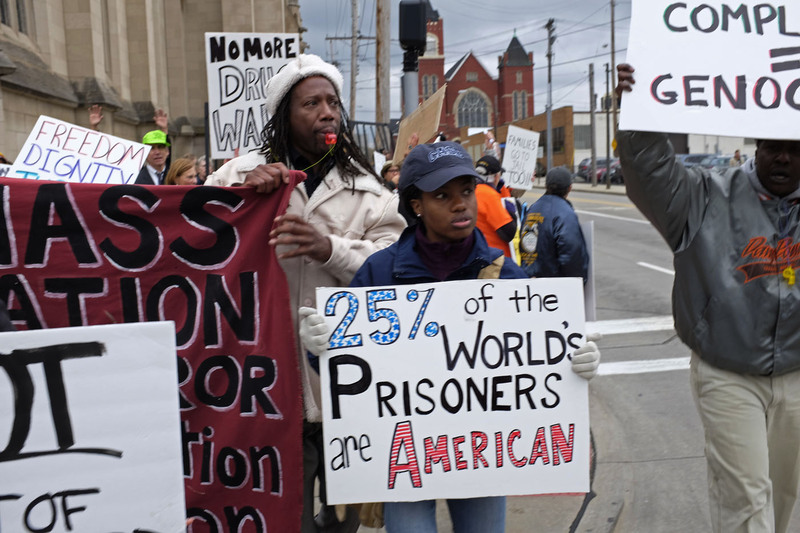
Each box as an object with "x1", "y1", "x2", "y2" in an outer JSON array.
[{"x1": 415, "y1": 0, "x2": 535, "y2": 141}]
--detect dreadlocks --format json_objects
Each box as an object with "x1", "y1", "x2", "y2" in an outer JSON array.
[{"x1": 260, "y1": 82, "x2": 380, "y2": 184}]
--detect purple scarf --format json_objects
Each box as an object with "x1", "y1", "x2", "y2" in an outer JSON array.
[{"x1": 414, "y1": 224, "x2": 475, "y2": 280}]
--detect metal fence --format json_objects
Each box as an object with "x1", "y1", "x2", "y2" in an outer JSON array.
[{"x1": 350, "y1": 121, "x2": 395, "y2": 158}]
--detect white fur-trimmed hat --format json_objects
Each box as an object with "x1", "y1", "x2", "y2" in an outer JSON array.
[{"x1": 265, "y1": 54, "x2": 345, "y2": 117}]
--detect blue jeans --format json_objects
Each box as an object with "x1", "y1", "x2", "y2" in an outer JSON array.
[{"x1": 383, "y1": 496, "x2": 506, "y2": 533}]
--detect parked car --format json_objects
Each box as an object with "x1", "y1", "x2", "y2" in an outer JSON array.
[
  {"x1": 676, "y1": 153, "x2": 715, "y2": 169},
  {"x1": 600, "y1": 158, "x2": 624, "y2": 184},
  {"x1": 700, "y1": 155, "x2": 734, "y2": 174},
  {"x1": 576, "y1": 157, "x2": 617, "y2": 182}
]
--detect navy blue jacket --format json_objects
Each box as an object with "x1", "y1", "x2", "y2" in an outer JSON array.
[
  {"x1": 351, "y1": 226, "x2": 528, "y2": 287},
  {"x1": 520, "y1": 194, "x2": 589, "y2": 280}
]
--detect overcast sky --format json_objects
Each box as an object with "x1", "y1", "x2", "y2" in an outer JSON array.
[{"x1": 297, "y1": 0, "x2": 632, "y2": 122}]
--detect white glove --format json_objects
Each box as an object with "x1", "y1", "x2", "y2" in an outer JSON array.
[
  {"x1": 571, "y1": 332, "x2": 601, "y2": 380},
  {"x1": 298, "y1": 307, "x2": 330, "y2": 356}
]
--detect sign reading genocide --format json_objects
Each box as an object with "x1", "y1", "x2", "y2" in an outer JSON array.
[
  {"x1": 0, "y1": 322, "x2": 186, "y2": 532},
  {"x1": 0, "y1": 176, "x2": 304, "y2": 532},
  {"x1": 8, "y1": 116, "x2": 150, "y2": 184},
  {"x1": 621, "y1": 1, "x2": 800, "y2": 139},
  {"x1": 501, "y1": 125, "x2": 540, "y2": 190},
  {"x1": 205, "y1": 32, "x2": 299, "y2": 160},
  {"x1": 318, "y1": 278, "x2": 590, "y2": 504}
]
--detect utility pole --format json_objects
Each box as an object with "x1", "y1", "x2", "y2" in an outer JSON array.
[
  {"x1": 589, "y1": 63, "x2": 597, "y2": 187},
  {"x1": 610, "y1": 0, "x2": 618, "y2": 140},
  {"x1": 545, "y1": 18, "x2": 555, "y2": 172},
  {"x1": 326, "y1": 31, "x2": 375, "y2": 118},
  {"x1": 605, "y1": 63, "x2": 611, "y2": 190},
  {"x1": 350, "y1": 0, "x2": 358, "y2": 119},
  {"x1": 375, "y1": 0, "x2": 390, "y2": 124}
]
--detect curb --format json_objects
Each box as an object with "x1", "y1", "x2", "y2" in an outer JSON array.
[{"x1": 526, "y1": 183, "x2": 627, "y2": 197}]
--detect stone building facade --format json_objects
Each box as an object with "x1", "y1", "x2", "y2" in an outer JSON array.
[{"x1": 0, "y1": 0, "x2": 303, "y2": 162}]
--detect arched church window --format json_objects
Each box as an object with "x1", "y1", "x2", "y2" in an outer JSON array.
[{"x1": 457, "y1": 91, "x2": 489, "y2": 128}]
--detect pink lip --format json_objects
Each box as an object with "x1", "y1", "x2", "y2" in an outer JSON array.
[{"x1": 452, "y1": 217, "x2": 473, "y2": 229}]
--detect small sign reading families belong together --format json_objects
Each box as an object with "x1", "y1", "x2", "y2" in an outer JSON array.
[{"x1": 318, "y1": 278, "x2": 590, "y2": 504}]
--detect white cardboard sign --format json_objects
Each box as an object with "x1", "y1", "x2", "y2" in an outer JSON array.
[
  {"x1": 205, "y1": 32, "x2": 299, "y2": 159},
  {"x1": 0, "y1": 322, "x2": 186, "y2": 532},
  {"x1": 501, "y1": 125, "x2": 540, "y2": 190},
  {"x1": 318, "y1": 278, "x2": 590, "y2": 504},
  {"x1": 621, "y1": 1, "x2": 800, "y2": 139},
  {"x1": 9, "y1": 116, "x2": 151, "y2": 183}
]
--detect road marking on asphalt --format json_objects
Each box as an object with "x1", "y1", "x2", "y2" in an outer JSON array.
[
  {"x1": 575, "y1": 209, "x2": 650, "y2": 224},
  {"x1": 571, "y1": 197, "x2": 636, "y2": 208},
  {"x1": 598, "y1": 357, "x2": 690, "y2": 376},
  {"x1": 637, "y1": 261, "x2": 675, "y2": 275},
  {"x1": 587, "y1": 315, "x2": 674, "y2": 336},
  {"x1": 585, "y1": 315, "x2": 688, "y2": 375}
]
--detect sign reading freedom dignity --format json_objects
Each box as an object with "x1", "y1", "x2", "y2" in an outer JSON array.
[
  {"x1": 621, "y1": 1, "x2": 800, "y2": 140},
  {"x1": 9, "y1": 116, "x2": 150, "y2": 183},
  {"x1": 318, "y1": 278, "x2": 590, "y2": 504}
]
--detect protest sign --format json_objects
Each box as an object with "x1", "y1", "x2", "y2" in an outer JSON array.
[
  {"x1": 0, "y1": 164, "x2": 11, "y2": 178},
  {"x1": 205, "y1": 32, "x2": 299, "y2": 159},
  {"x1": 501, "y1": 125, "x2": 540, "y2": 190},
  {"x1": 0, "y1": 322, "x2": 185, "y2": 532},
  {"x1": 318, "y1": 278, "x2": 590, "y2": 504},
  {"x1": 374, "y1": 150, "x2": 387, "y2": 177},
  {"x1": 8, "y1": 116, "x2": 150, "y2": 183},
  {"x1": 0, "y1": 176, "x2": 304, "y2": 532},
  {"x1": 393, "y1": 84, "x2": 447, "y2": 164},
  {"x1": 621, "y1": 1, "x2": 800, "y2": 139}
]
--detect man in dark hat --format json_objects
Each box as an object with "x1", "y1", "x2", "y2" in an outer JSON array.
[{"x1": 519, "y1": 166, "x2": 589, "y2": 280}]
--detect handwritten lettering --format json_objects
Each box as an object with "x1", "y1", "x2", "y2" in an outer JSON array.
[{"x1": 386, "y1": 421, "x2": 576, "y2": 489}]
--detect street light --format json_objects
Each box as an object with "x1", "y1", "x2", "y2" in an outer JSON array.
[{"x1": 399, "y1": 0, "x2": 426, "y2": 118}]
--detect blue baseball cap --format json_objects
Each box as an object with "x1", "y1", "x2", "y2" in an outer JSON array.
[{"x1": 399, "y1": 142, "x2": 481, "y2": 192}]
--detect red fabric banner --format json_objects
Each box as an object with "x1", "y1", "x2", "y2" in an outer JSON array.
[{"x1": 0, "y1": 177, "x2": 303, "y2": 532}]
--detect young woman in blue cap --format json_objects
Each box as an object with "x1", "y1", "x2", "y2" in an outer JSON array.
[{"x1": 300, "y1": 141, "x2": 601, "y2": 532}]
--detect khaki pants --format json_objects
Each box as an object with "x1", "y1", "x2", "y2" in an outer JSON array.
[{"x1": 690, "y1": 353, "x2": 800, "y2": 533}]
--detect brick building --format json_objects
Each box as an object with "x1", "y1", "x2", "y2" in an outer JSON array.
[
  {"x1": 0, "y1": 0, "x2": 303, "y2": 161},
  {"x1": 416, "y1": 0, "x2": 534, "y2": 141}
]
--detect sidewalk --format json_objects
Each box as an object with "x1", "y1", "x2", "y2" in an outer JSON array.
[{"x1": 528, "y1": 179, "x2": 627, "y2": 196}]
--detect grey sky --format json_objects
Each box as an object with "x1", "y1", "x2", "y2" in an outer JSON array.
[{"x1": 297, "y1": 0, "x2": 631, "y2": 121}]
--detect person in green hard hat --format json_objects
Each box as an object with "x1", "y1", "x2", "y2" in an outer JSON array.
[{"x1": 135, "y1": 129, "x2": 171, "y2": 185}]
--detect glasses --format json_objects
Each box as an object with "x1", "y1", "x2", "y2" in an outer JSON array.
[{"x1": 386, "y1": 168, "x2": 400, "y2": 174}]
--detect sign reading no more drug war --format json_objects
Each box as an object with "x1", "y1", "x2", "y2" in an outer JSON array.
[
  {"x1": 205, "y1": 32, "x2": 299, "y2": 159},
  {"x1": 318, "y1": 278, "x2": 590, "y2": 504},
  {"x1": 621, "y1": 1, "x2": 800, "y2": 139},
  {"x1": 0, "y1": 322, "x2": 186, "y2": 532},
  {"x1": 501, "y1": 125, "x2": 540, "y2": 190},
  {"x1": 9, "y1": 116, "x2": 150, "y2": 184}
]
